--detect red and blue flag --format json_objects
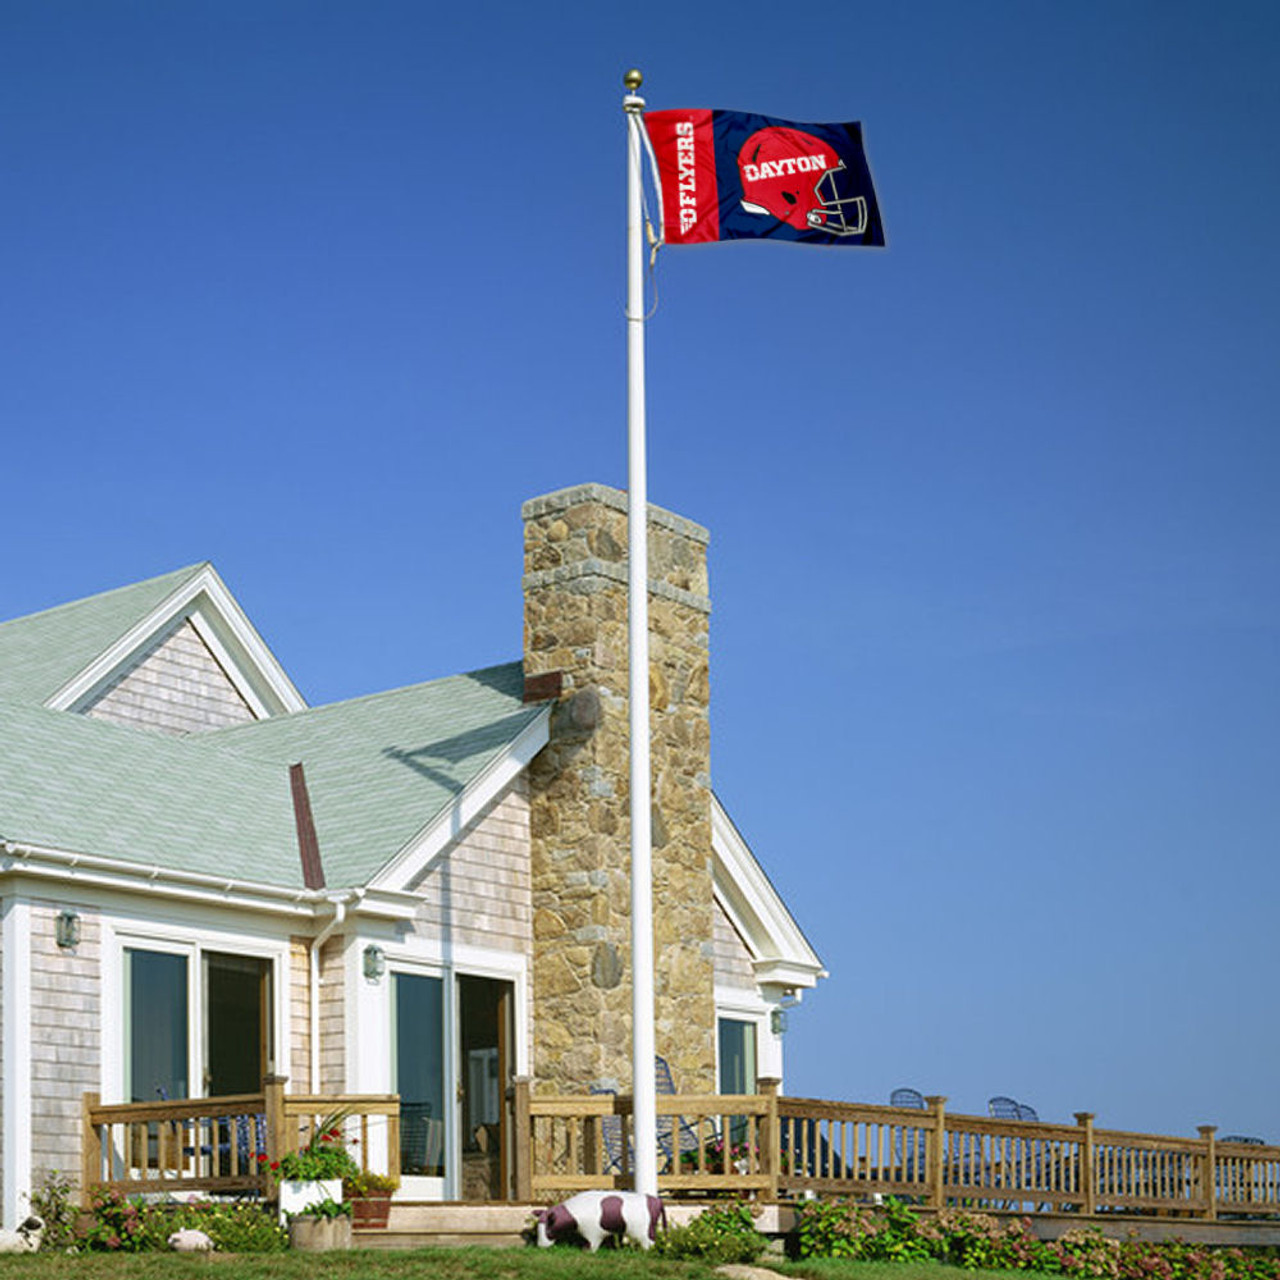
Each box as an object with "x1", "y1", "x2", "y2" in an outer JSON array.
[{"x1": 646, "y1": 108, "x2": 885, "y2": 248}]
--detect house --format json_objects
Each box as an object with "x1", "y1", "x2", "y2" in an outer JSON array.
[{"x1": 0, "y1": 483, "x2": 824, "y2": 1223}]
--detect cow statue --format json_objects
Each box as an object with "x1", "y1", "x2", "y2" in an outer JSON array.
[
  {"x1": 0, "y1": 1215, "x2": 43, "y2": 1254},
  {"x1": 534, "y1": 1190, "x2": 665, "y2": 1251}
]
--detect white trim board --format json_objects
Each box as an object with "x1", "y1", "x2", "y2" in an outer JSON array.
[
  {"x1": 711, "y1": 794, "x2": 826, "y2": 992},
  {"x1": 2, "y1": 897, "x2": 32, "y2": 1228}
]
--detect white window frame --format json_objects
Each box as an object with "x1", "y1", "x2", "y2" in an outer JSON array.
[
  {"x1": 102, "y1": 916, "x2": 289, "y2": 1104},
  {"x1": 362, "y1": 939, "x2": 528, "y2": 1202}
]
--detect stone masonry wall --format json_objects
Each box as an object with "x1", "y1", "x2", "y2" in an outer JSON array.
[{"x1": 523, "y1": 483, "x2": 715, "y2": 1096}]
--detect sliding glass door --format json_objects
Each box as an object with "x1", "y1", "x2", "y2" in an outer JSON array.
[{"x1": 393, "y1": 972, "x2": 446, "y2": 1191}]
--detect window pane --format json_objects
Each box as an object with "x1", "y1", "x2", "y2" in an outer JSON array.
[
  {"x1": 718, "y1": 1018, "x2": 757, "y2": 1095},
  {"x1": 205, "y1": 952, "x2": 271, "y2": 1096},
  {"x1": 127, "y1": 949, "x2": 188, "y2": 1102},
  {"x1": 394, "y1": 973, "x2": 445, "y2": 1177}
]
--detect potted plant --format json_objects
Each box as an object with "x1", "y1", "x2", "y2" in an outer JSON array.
[
  {"x1": 343, "y1": 1170, "x2": 399, "y2": 1229},
  {"x1": 266, "y1": 1111, "x2": 361, "y2": 1225},
  {"x1": 285, "y1": 1195, "x2": 353, "y2": 1252}
]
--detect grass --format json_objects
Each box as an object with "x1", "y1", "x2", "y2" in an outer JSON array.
[{"x1": 0, "y1": 1250, "x2": 1032, "y2": 1280}]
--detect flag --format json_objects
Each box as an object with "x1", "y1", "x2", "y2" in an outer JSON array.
[{"x1": 646, "y1": 108, "x2": 885, "y2": 247}]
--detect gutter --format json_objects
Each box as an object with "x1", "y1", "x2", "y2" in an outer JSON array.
[
  {"x1": 0, "y1": 838, "x2": 317, "y2": 916},
  {"x1": 309, "y1": 891, "x2": 363, "y2": 1092}
]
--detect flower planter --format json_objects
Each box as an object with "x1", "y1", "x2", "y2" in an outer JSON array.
[
  {"x1": 288, "y1": 1215, "x2": 352, "y2": 1252},
  {"x1": 350, "y1": 1191, "x2": 393, "y2": 1230},
  {"x1": 279, "y1": 1178, "x2": 342, "y2": 1223}
]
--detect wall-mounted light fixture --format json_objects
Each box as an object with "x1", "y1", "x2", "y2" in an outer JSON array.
[
  {"x1": 56, "y1": 909, "x2": 82, "y2": 950},
  {"x1": 770, "y1": 1008, "x2": 788, "y2": 1036},
  {"x1": 362, "y1": 944, "x2": 386, "y2": 981}
]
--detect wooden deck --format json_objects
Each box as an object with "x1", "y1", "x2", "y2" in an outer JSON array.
[{"x1": 82, "y1": 1082, "x2": 1280, "y2": 1241}]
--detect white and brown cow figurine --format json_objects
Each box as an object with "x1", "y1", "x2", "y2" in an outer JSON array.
[{"x1": 534, "y1": 1190, "x2": 665, "y2": 1251}]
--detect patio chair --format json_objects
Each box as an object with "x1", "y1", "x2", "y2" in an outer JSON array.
[
  {"x1": 1221, "y1": 1135, "x2": 1265, "y2": 1145},
  {"x1": 987, "y1": 1098, "x2": 1045, "y2": 1208},
  {"x1": 654, "y1": 1054, "x2": 702, "y2": 1172},
  {"x1": 890, "y1": 1087, "x2": 926, "y2": 1110},
  {"x1": 590, "y1": 1085, "x2": 626, "y2": 1174},
  {"x1": 887, "y1": 1089, "x2": 928, "y2": 1186}
]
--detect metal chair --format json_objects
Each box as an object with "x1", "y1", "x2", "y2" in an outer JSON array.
[
  {"x1": 654, "y1": 1054, "x2": 702, "y2": 1171},
  {"x1": 887, "y1": 1088, "x2": 928, "y2": 1185},
  {"x1": 590, "y1": 1086, "x2": 626, "y2": 1174},
  {"x1": 988, "y1": 1095, "x2": 1021, "y2": 1119}
]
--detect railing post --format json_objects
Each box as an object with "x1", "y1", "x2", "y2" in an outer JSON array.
[
  {"x1": 511, "y1": 1076, "x2": 532, "y2": 1203},
  {"x1": 759, "y1": 1077, "x2": 781, "y2": 1201},
  {"x1": 81, "y1": 1091, "x2": 101, "y2": 1208},
  {"x1": 925, "y1": 1095, "x2": 947, "y2": 1209},
  {"x1": 1075, "y1": 1112, "x2": 1096, "y2": 1215},
  {"x1": 1198, "y1": 1125, "x2": 1217, "y2": 1220},
  {"x1": 263, "y1": 1076, "x2": 288, "y2": 1183}
]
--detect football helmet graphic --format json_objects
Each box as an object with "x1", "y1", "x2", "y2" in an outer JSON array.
[{"x1": 737, "y1": 126, "x2": 868, "y2": 236}]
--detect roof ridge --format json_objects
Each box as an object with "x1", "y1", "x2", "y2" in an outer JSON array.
[
  {"x1": 207, "y1": 658, "x2": 525, "y2": 733},
  {"x1": 0, "y1": 562, "x2": 209, "y2": 630}
]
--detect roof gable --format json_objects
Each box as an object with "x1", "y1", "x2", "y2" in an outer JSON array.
[
  {"x1": 712, "y1": 794, "x2": 826, "y2": 991},
  {"x1": 0, "y1": 563, "x2": 305, "y2": 724},
  {"x1": 0, "y1": 564, "x2": 206, "y2": 706}
]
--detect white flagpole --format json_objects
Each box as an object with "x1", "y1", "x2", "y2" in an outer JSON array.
[{"x1": 622, "y1": 67, "x2": 657, "y2": 1198}]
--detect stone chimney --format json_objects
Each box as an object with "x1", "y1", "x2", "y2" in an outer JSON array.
[{"x1": 522, "y1": 484, "x2": 715, "y2": 1095}]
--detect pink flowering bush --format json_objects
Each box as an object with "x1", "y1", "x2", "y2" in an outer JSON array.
[{"x1": 792, "y1": 1197, "x2": 1280, "y2": 1280}]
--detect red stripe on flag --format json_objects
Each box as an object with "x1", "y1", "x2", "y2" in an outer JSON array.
[{"x1": 646, "y1": 109, "x2": 719, "y2": 245}]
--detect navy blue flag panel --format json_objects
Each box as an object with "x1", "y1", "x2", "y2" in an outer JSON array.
[{"x1": 647, "y1": 108, "x2": 885, "y2": 247}]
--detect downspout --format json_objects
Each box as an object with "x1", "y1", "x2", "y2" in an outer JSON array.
[{"x1": 308, "y1": 891, "x2": 362, "y2": 1092}]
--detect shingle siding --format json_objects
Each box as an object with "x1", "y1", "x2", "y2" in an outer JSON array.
[
  {"x1": 713, "y1": 898, "x2": 756, "y2": 991},
  {"x1": 85, "y1": 618, "x2": 256, "y2": 735},
  {"x1": 413, "y1": 778, "x2": 531, "y2": 955},
  {"x1": 289, "y1": 938, "x2": 312, "y2": 1092},
  {"x1": 318, "y1": 940, "x2": 345, "y2": 1095},
  {"x1": 30, "y1": 902, "x2": 101, "y2": 1197}
]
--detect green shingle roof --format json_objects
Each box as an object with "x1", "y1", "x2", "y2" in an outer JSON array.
[
  {"x1": 0, "y1": 663, "x2": 540, "y2": 893},
  {"x1": 0, "y1": 564, "x2": 207, "y2": 706},
  {"x1": 0, "y1": 565, "x2": 544, "y2": 896},
  {"x1": 205, "y1": 663, "x2": 542, "y2": 888},
  {"x1": 0, "y1": 698, "x2": 301, "y2": 887}
]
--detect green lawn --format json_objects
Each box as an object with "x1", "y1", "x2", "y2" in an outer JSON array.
[{"x1": 0, "y1": 1250, "x2": 1027, "y2": 1280}]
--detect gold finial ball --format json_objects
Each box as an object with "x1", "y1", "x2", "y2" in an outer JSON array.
[{"x1": 623, "y1": 69, "x2": 643, "y2": 92}]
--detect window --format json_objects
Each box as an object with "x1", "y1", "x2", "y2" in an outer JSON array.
[
  {"x1": 122, "y1": 943, "x2": 274, "y2": 1102},
  {"x1": 718, "y1": 1018, "x2": 758, "y2": 1095},
  {"x1": 126, "y1": 948, "x2": 188, "y2": 1102},
  {"x1": 393, "y1": 972, "x2": 445, "y2": 1178}
]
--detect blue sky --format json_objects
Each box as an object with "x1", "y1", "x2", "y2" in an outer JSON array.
[{"x1": 3, "y1": 1, "x2": 1278, "y2": 1141}]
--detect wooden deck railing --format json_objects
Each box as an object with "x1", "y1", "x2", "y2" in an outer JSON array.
[
  {"x1": 511, "y1": 1083, "x2": 1280, "y2": 1220},
  {"x1": 81, "y1": 1080, "x2": 400, "y2": 1207}
]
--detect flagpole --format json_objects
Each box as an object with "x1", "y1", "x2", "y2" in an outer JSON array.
[{"x1": 622, "y1": 66, "x2": 658, "y2": 1198}]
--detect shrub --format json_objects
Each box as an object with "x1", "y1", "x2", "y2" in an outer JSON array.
[
  {"x1": 793, "y1": 1198, "x2": 886, "y2": 1259},
  {"x1": 76, "y1": 1188, "x2": 287, "y2": 1253},
  {"x1": 164, "y1": 1199, "x2": 288, "y2": 1252},
  {"x1": 793, "y1": 1197, "x2": 1280, "y2": 1280},
  {"x1": 27, "y1": 1170, "x2": 79, "y2": 1252},
  {"x1": 653, "y1": 1200, "x2": 768, "y2": 1263}
]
